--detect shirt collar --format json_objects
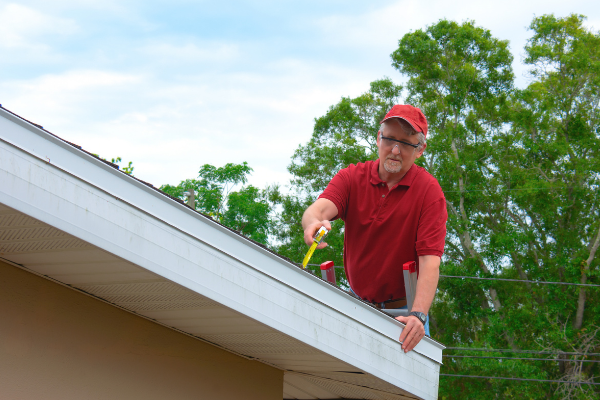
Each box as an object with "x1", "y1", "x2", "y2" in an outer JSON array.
[{"x1": 370, "y1": 160, "x2": 418, "y2": 188}]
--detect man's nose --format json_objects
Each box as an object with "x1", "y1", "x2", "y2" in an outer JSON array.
[{"x1": 392, "y1": 145, "x2": 401, "y2": 155}]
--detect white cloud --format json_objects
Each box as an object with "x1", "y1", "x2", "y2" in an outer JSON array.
[
  {"x1": 2, "y1": 70, "x2": 143, "y2": 122},
  {"x1": 0, "y1": 3, "x2": 78, "y2": 49},
  {"x1": 6, "y1": 0, "x2": 149, "y2": 27},
  {"x1": 138, "y1": 41, "x2": 240, "y2": 64},
  {"x1": 0, "y1": 58, "x2": 369, "y2": 188},
  {"x1": 312, "y1": 0, "x2": 600, "y2": 88}
]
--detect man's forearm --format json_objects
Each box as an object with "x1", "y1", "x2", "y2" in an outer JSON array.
[
  {"x1": 410, "y1": 255, "x2": 440, "y2": 315},
  {"x1": 396, "y1": 255, "x2": 440, "y2": 352},
  {"x1": 301, "y1": 206, "x2": 322, "y2": 230}
]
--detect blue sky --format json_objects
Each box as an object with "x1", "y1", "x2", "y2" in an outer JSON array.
[{"x1": 1, "y1": 0, "x2": 598, "y2": 189}]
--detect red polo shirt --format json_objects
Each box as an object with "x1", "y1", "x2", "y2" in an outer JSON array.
[{"x1": 319, "y1": 160, "x2": 447, "y2": 303}]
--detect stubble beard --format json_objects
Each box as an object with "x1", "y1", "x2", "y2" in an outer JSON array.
[{"x1": 383, "y1": 156, "x2": 403, "y2": 174}]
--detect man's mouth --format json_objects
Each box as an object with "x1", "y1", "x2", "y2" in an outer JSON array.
[{"x1": 383, "y1": 157, "x2": 403, "y2": 173}]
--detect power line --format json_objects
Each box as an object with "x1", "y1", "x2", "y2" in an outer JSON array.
[
  {"x1": 441, "y1": 186, "x2": 585, "y2": 193},
  {"x1": 446, "y1": 348, "x2": 600, "y2": 357},
  {"x1": 305, "y1": 264, "x2": 600, "y2": 288},
  {"x1": 444, "y1": 355, "x2": 600, "y2": 362},
  {"x1": 440, "y1": 374, "x2": 600, "y2": 385},
  {"x1": 439, "y1": 275, "x2": 600, "y2": 288}
]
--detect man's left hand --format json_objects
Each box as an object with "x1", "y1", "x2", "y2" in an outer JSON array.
[{"x1": 395, "y1": 315, "x2": 425, "y2": 352}]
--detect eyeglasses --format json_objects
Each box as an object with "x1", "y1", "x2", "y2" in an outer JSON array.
[{"x1": 380, "y1": 135, "x2": 420, "y2": 152}]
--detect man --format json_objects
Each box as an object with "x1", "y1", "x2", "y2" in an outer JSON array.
[{"x1": 302, "y1": 105, "x2": 447, "y2": 353}]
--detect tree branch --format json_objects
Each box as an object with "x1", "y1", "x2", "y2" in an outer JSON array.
[{"x1": 574, "y1": 222, "x2": 600, "y2": 330}]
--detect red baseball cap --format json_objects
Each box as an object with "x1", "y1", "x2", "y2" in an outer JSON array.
[{"x1": 380, "y1": 105, "x2": 428, "y2": 137}]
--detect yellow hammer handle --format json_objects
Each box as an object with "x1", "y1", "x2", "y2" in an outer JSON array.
[
  {"x1": 302, "y1": 227, "x2": 328, "y2": 269},
  {"x1": 302, "y1": 242, "x2": 318, "y2": 268}
]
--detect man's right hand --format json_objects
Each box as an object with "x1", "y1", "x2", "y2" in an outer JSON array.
[
  {"x1": 303, "y1": 220, "x2": 332, "y2": 249},
  {"x1": 301, "y1": 198, "x2": 338, "y2": 249}
]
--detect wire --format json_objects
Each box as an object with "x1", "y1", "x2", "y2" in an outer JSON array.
[
  {"x1": 446, "y1": 348, "x2": 600, "y2": 356},
  {"x1": 440, "y1": 374, "x2": 600, "y2": 385},
  {"x1": 444, "y1": 355, "x2": 600, "y2": 362},
  {"x1": 439, "y1": 275, "x2": 600, "y2": 288},
  {"x1": 441, "y1": 186, "x2": 584, "y2": 193},
  {"x1": 305, "y1": 264, "x2": 600, "y2": 288}
]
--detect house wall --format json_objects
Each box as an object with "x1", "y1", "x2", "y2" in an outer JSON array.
[{"x1": 0, "y1": 260, "x2": 283, "y2": 400}]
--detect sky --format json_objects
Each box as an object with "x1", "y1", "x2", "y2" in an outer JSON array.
[{"x1": 1, "y1": 0, "x2": 598, "y2": 190}]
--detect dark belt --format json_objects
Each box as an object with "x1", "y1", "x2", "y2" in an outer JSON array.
[
  {"x1": 348, "y1": 289, "x2": 407, "y2": 309},
  {"x1": 373, "y1": 297, "x2": 407, "y2": 310}
]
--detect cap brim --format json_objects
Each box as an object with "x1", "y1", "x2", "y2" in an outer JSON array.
[{"x1": 380, "y1": 116, "x2": 423, "y2": 134}]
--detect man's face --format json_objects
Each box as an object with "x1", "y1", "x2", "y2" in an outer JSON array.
[{"x1": 376, "y1": 120, "x2": 425, "y2": 177}]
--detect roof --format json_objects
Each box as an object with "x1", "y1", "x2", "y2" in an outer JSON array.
[{"x1": 0, "y1": 105, "x2": 444, "y2": 400}]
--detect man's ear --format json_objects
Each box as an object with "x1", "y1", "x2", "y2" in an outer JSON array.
[
  {"x1": 415, "y1": 143, "x2": 427, "y2": 158},
  {"x1": 376, "y1": 130, "x2": 381, "y2": 145}
]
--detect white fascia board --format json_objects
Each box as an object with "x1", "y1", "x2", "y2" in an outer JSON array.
[{"x1": 0, "y1": 109, "x2": 444, "y2": 399}]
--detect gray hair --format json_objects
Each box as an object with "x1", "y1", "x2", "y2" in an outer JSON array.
[{"x1": 381, "y1": 118, "x2": 427, "y2": 149}]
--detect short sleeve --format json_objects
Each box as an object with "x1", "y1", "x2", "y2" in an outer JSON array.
[
  {"x1": 318, "y1": 167, "x2": 352, "y2": 221},
  {"x1": 415, "y1": 194, "x2": 447, "y2": 257}
]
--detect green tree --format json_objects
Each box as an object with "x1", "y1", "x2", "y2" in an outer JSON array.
[
  {"x1": 110, "y1": 157, "x2": 135, "y2": 175},
  {"x1": 495, "y1": 14, "x2": 600, "y2": 397},
  {"x1": 516, "y1": 13, "x2": 600, "y2": 331},
  {"x1": 160, "y1": 162, "x2": 273, "y2": 245},
  {"x1": 160, "y1": 162, "x2": 252, "y2": 219},
  {"x1": 92, "y1": 155, "x2": 135, "y2": 175},
  {"x1": 388, "y1": 16, "x2": 600, "y2": 399},
  {"x1": 222, "y1": 185, "x2": 271, "y2": 244}
]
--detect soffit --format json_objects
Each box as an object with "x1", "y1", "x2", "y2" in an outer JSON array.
[{"x1": 0, "y1": 203, "x2": 420, "y2": 399}]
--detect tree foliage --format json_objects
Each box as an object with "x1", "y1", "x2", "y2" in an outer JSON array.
[
  {"x1": 392, "y1": 16, "x2": 600, "y2": 399},
  {"x1": 92, "y1": 155, "x2": 135, "y2": 175},
  {"x1": 160, "y1": 162, "x2": 273, "y2": 245},
  {"x1": 111, "y1": 157, "x2": 135, "y2": 175},
  {"x1": 222, "y1": 185, "x2": 271, "y2": 244}
]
